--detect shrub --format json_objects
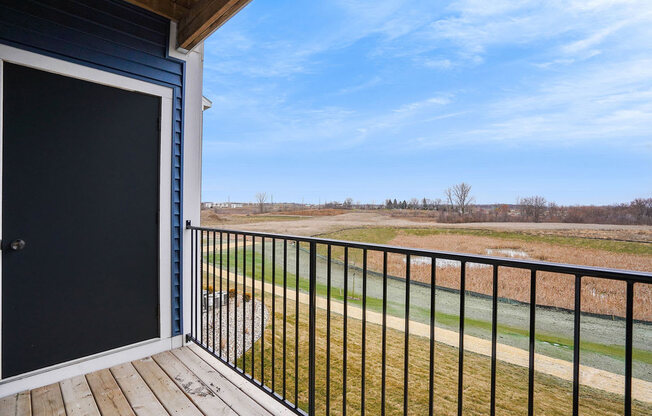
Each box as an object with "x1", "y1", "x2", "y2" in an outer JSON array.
[
  {"x1": 228, "y1": 288, "x2": 237, "y2": 298},
  {"x1": 243, "y1": 292, "x2": 252, "y2": 302}
]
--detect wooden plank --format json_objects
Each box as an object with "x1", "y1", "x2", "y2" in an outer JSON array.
[
  {"x1": 16, "y1": 391, "x2": 31, "y2": 416},
  {"x1": 60, "y1": 376, "x2": 100, "y2": 416},
  {"x1": 152, "y1": 351, "x2": 237, "y2": 416},
  {"x1": 186, "y1": 344, "x2": 296, "y2": 416},
  {"x1": 31, "y1": 383, "x2": 65, "y2": 416},
  {"x1": 110, "y1": 362, "x2": 170, "y2": 416},
  {"x1": 85, "y1": 369, "x2": 136, "y2": 416},
  {"x1": 171, "y1": 347, "x2": 272, "y2": 416},
  {"x1": 1, "y1": 391, "x2": 33, "y2": 416},
  {"x1": 132, "y1": 357, "x2": 203, "y2": 416},
  {"x1": 177, "y1": 0, "x2": 252, "y2": 50},
  {"x1": 123, "y1": 0, "x2": 189, "y2": 20}
]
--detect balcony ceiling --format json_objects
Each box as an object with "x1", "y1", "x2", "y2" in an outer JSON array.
[{"x1": 124, "y1": 0, "x2": 251, "y2": 51}]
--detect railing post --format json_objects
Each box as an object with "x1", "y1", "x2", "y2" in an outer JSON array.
[{"x1": 308, "y1": 241, "x2": 317, "y2": 415}]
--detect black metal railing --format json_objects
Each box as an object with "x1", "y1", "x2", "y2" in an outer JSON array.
[{"x1": 186, "y1": 222, "x2": 651, "y2": 416}]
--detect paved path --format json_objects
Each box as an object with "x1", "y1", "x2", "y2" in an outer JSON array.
[{"x1": 201, "y1": 265, "x2": 652, "y2": 403}]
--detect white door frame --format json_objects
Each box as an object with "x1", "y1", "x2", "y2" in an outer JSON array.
[{"x1": 0, "y1": 43, "x2": 176, "y2": 394}]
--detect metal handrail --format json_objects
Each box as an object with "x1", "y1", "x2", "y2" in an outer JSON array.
[{"x1": 186, "y1": 222, "x2": 650, "y2": 416}]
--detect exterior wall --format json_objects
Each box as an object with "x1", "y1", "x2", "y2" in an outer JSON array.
[{"x1": 0, "y1": 0, "x2": 205, "y2": 393}]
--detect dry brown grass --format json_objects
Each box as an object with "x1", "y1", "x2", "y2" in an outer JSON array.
[
  {"x1": 342, "y1": 233, "x2": 652, "y2": 320},
  {"x1": 234, "y1": 294, "x2": 652, "y2": 415}
]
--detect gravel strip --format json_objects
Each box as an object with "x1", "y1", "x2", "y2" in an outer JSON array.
[{"x1": 202, "y1": 297, "x2": 269, "y2": 363}]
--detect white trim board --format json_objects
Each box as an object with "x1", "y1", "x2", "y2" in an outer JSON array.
[{"x1": 0, "y1": 43, "x2": 174, "y2": 390}]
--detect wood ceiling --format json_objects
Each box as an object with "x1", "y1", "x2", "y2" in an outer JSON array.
[{"x1": 125, "y1": 0, "x2": 252, "y2": 51}]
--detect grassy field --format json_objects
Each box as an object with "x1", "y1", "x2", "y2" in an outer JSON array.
[
  {"x1": 226, "y1": 293, "x2": 652, "y2": 415},
  {"x1": 312, "y1": 227, "x2": 652, "y2": 320},
  {"x1": 316, "y1": 226, "x2": 652, "y2": 256},
  {"x1": 202, "y1": 245, "x2": 652, "y2": 369}
]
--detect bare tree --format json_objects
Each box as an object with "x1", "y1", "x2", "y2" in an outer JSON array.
[
  {"x1": 444, "y1": 188, "x2": 454, "y2": 211},
  {"x1": 448, "y1": 182, "x2": 475, "y2": 214},
  {"x1": 519, "y1": 196, "x2": 547, "y2": 222},
  {"x1": 255, "y1": 192, "x2": 268, "y2": 213}
]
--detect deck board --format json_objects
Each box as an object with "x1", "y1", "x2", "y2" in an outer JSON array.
[
  {"x1": 31, "y1": 383, "x2": 65, "y2": 416},
  {"x1": 172, "y1": 347, "x2": 274, "y2": 416},
  {"x1": 132, "y1": 357, "x2": 203, "y2": 416},
  {"x1": 153, "y1": 351, "x2": 237, "y2": 416},
  {"x1": 0, "y1": 346, "x2": 291, "y2": 416},
  {"x1": 59, "y1": 375, "x2": 100, "y2": 416},
  {"x1": 110, "y1": 362, "x2": 170, "y2": 416},
  {"x1": 86, "y1": 369, "x2": 135, "y2": 416}
]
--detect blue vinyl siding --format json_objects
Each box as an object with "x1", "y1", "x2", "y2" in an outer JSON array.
[{"x1": 0, "y1": 0, "x2": 185, "y2": 336}]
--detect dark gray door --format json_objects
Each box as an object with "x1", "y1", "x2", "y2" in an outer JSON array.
[{"x1": 2, "y1": 63, "x2": 160, "y2": 378}]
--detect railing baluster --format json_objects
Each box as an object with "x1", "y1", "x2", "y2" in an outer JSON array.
[
  {"x1": 233, "y1": 233, "x2": 238, "y2": 369},
  {"x1": 625, "y1": 281, "x2": 633, "y2": 416},
  {"x1": 227, "y1": 233, "x2": 231, "y2": 363},
  {"x1": 219, "y1": 232, "x2": 223, "y2": 359},
  {"x1": 429, "y1": 257, "x2": 436, "y2": 416},
  {"x1": 272, "y1": 238, "x2": 276, "y2": 391},
  {"x1": 343, "y1": 246, "x2": 348, "y2": 416},
  {"x1": 528, "y1": 269, "x2": 536, "y2": 416},
  {"x1": 404, "y1": 254, "x2": 410, "y2": 416},
  {"x1": 252, "y1": 235, "x2": 256, "y2": 379},
  {"x1": 326, "y1": 244, "x2": 332, "y2": 416},
  {"x1": 195, "y1": 229, "x2": 199, "y2": 341},
  {"x1": 212, "y1": 231, "x2": 216, "y2": 354},
  {"x1": 458, "y1": 261, "x2": 466, "y2": 416},
  {"x1": 361, "y1": 249, "x2": 367, "y2": 416},
  {"x1": 308, "y1": 241, "x2": 317, "y2": 416},
  {"x1": 381, "y1": 251, "x2": 388, "y2": 416},
  {"x1": 283, "y1": 238, "x2": 288, "y2": 400},
  {"x1": 295, "y1": 240, "x2": 300, "y2": 408},
  {"x1": 490, "y1": 265, "x2": 498, "y2": 416},
  {"x1": 243, "y1": 234, "x2": 247, "y2": 373},
  {"x1": 261, "y1": 236, "x2": 265, "y2": 385},
  {"x1": 573, "y1": 275, "x2": 581, "y2": 416},
  {"x1": 190, "y1": 229, "x2": 195, "y2": 340},
  {"x1": 201, "y1": 231, "x2": 204, "y2": 346}
]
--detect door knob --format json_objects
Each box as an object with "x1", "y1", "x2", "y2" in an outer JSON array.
[{"x1": 10, "y1": 239, "x2": 26, "y2": 251}]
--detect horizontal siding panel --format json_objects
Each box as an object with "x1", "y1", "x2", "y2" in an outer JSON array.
[
  {"x1": 37, "y1": 0, "x2": 168, "y2": 48},
  {"x1": 5, "y1": 0, "x2": 166, "y2": 56}
]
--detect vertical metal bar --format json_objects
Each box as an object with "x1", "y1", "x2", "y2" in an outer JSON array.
[
  {"x1": 252, "y1": 236, "x2": 256, "y2": 378},
  {"x1": 343, "y1": 246, "x2": 349, "y2": 416},
  {"x1": 283, "y1": 238, "x2": 288, "y2": 399},
  {"x1": 625, "y1": 281, "x2": 634, "y2": 416},
  {"x1": 195, "y1": 230, "x2": 199, "y2": 341},
  {"x1": 404, "y1": 254, "x2": 410, "y2": 416},
  {"x1": 429, "y1": 257, "x2": 436, "y2": 416},
  {"x1": 295, "y1": 240, "x2": 300, "y2": 407},
  {"x1": 190, "y1": 229, "x2": 195, "y2": 339},
  {"x1": 326, "y1": 244, "x2": 332, "y2": 416},
  {"x1": 272, "y1": 238, "x2": 276, "y2": 391},
  {"x1": 572, "y1": 275, "x2": 581, "y2": 416},
  {"x1": 261, "y1": 236, "x2": 265, "y2": 385},
  {"x1": 220, "y1": 232, "x2": 223, "y2": 359},
  {"x1": 361, "y1": 249, "x2": 367, "y2": 416},
  {"x1": 212, "y1": 231, "x2": 216, "y2": 354},
  {"x1": 381, "y1": 251, "x2": 388, "y2": 416},
  {"x1": 528, "y1": 269, "x2": 536, "y2": 416},
  {"x1": 200, "y1": 231, "x2": 204, "y2": 345},
  {"x1": 457, "y1": 261, "x2": 466, "y2": 416},
  {"x1": 235, "y1": 234, "x2": 238, "y2": 367},
  {"x1": 243, "y1": 235, "x2": 247, "y2": 373},
  {"x1": 490, "y1": 265, "x2": 498, "y2": 416},
  {"x1": 227, "y1": 233, "x2": 231, "y2": 363},
  {"x1": 308, "y1": 241, "x2": 317, "y2": 416}
]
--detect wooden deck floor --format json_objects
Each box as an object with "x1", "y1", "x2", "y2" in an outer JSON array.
[{"x1": 0, "y1": 345, "x2": 293, "y2": 416}]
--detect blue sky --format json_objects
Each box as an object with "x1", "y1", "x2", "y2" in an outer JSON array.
[{"x1": 201, "y1": 0, "x2": 652, "y2": 205}]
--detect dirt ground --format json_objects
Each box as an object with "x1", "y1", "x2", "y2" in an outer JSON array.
[{"x1": 202, "y1": 210, "x2": 652, "y2": 240}]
